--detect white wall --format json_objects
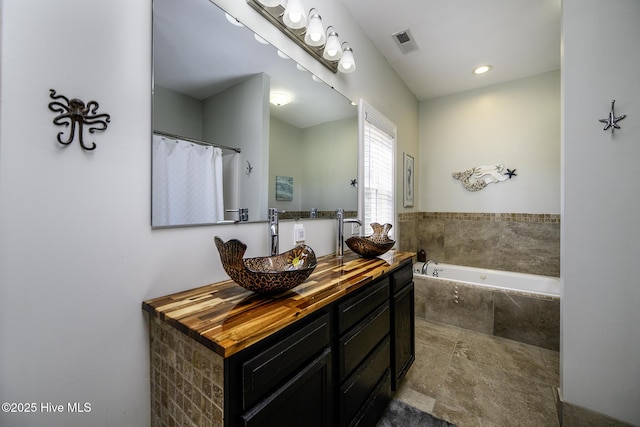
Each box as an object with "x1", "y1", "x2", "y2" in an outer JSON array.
[
  {"x1": 153, "y1": 86, "x2": 203, "y2": 139},
  {"x1": 419, "y1": 70, "x2": 560, "y2": 214},
  {"x1": 203, "y1": 74, "x2": 270, "y2": 221},
  {"x1": 0, "y1": 1, "x2": 417, "y2": 426},
  {"x1": 269, "y1": 116, "x2": 358, "y2": 213},
  {"x1": 561, "y1": 0, "x2": 640, "y2": 424},
  {"x1": 269, "y1": 118, "x2": 303, "y2": 211},
  {"x1": 301, "y1": 117, "x2": 358, "y2": 211}
]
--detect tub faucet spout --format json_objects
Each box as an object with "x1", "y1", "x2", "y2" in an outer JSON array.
[{"x1": 422, "y1": 259, "x2": 438, "y2": 275}]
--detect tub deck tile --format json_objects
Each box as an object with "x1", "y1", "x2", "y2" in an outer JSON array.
[{"x1": 493, "y1": 291, "x2": 560, "y2": 351}]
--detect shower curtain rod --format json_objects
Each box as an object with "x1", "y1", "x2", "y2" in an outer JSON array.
[{"x1": 153, "y1": 131, "x2": 241, "y2": 153}]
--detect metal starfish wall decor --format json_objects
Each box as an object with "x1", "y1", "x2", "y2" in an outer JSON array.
[
  {"x1": 599, "y1": 100, "x2": 626, "y2": 133},
  {"x1": 48, "y1": 89, "x2": 111, "y2": 151}
]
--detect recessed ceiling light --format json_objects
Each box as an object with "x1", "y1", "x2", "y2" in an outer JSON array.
[{"x1": 473, "y1": 65, "x2": 492, "y2": 75}]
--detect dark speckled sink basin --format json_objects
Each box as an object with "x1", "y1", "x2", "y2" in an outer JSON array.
[
  {"x1": 214, "y1": 236, "x2": 317, "y2": 294},
  {"x1": 346, "y1": 222, "x2": 395, "y2": 258}
]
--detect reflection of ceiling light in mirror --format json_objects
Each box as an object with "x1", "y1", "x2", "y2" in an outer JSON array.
[
  {"x1": 277, "y1": 50, "x2": 289, "y2": 59},
  {"x1": 270, "y1": 92, "x2": 292, "y2": 106},
  {"x1": 473, "y1": 65, "x2": 492, "y2": 75},
  {"x1": 338, "y1": 43, "x2": 356, "y2": 73},
  {"x1": 254, "y1": 34, "x2": 269, "y2": 44},
  {"x1": 323, "y1": 27, "x2": 342, "y2": 61},
  {"x1": 282, "y1": 0, "x2": 306, "y2": 29},
  {"x1": 225, "y1": 13, "x2": 244, "y2": 27},
  {"x1": 296, "y1": 64, "x2": 307, "y2": 72},
  {"x1": 304, "y1": 9, "x2": 326, "y2": 47},
  {"x1": 312, "y1": 75, "x2": 322, "y2": 83}
]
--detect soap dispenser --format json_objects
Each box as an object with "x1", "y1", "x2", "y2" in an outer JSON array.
[{"x1": 417, "y1": 249, "x2": 426, "y2": 262}]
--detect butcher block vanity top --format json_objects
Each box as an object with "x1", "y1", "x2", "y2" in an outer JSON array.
[{"x1": 142, "y1": 250, "x2": 414, "y2": 358}]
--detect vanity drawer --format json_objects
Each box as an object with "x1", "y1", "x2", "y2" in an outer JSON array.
[
  {"x1": 339, "y1": 336, "x2": 391, "y2": 427},
  {"x1": 391, "y1": 262, "x2": 413, "y2": 293},
  {"x1": 337, "y1": 277, "x2": 389, "y2": 334},
  {"x1": 338, "y1": 301, "x2": 390, "y2": 381},
  {"x1": 350, "y1": 370, "x2": 392, "y2": 427},
  {"x1": 242, "y1": 313, "x2": 331, "y2": 409}
]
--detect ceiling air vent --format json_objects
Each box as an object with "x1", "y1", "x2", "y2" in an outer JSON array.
[{"x1": 392, "y1": 28, "x2": 419, "y2": 54}]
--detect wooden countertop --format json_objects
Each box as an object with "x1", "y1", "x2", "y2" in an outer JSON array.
[{"x1": 143, "y1": 250, "x2": 414, "y2": 358}]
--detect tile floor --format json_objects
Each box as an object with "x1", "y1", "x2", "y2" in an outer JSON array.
[{"x1": 395, "y1": 317, "x2": 560, "y2": 427}]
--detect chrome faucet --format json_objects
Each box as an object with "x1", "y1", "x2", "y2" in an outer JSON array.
[
  {"x1": 268, "y1": 208, "x2": 283, "y2": 256},
  {"x1": 336, "y1": 208, "x2": 362, "y2": 258},
  {"x1": 422, "y1": 259, "x2": 439, "y2": 275}
]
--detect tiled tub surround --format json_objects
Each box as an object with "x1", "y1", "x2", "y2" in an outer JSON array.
[
  {"x1": 413, "y1": 271, "x2": 560, "y2": 351},
  {"x1": 398, "y1": 212, "x2": 560, "y2": 277}
]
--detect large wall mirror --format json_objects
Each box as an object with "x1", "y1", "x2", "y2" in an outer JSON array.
[{"x1": 152, "y1": 0, "x2": 357, "y2": 227}]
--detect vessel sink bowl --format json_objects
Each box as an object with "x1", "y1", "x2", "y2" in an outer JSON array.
[
  {"x1": 346, "y1": 222, "x2": 395, "y2": 258},
  {"x1": 214, "y1": 236, "x2": 317, "y2": 294}
]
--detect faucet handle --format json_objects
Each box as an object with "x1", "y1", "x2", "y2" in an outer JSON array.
[{"x1": 226, "y1": 208, "x2": 249, "y2": 222}]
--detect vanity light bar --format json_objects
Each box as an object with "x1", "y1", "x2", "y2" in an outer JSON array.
[{"x1": 247, "y1": 0, "x2": 355, "y2": 74}]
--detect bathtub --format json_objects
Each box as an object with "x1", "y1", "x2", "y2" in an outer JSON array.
[
  {"x1": 412, "y1": 262, "x2": 560, "y2": 350},
  {"x1": 413, "y1": 262, "x2": 560, "y2": 297}
]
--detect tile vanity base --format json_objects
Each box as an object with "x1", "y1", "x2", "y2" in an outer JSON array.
[{"x1": 149, "y1": 316, "x2": 225, "y2": 426}]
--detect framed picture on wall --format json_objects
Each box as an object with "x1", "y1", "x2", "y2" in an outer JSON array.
[
  {"x1": 403, "y1": 153, "x2": 414, "y2": 207},
  {"x1": 276, "y1": 176, "x2": 293, "y2": 201}
]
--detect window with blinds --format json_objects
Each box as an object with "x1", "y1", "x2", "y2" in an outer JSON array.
[{"x1": 359, "y1": 101, "x2": 396, "y2": 237}]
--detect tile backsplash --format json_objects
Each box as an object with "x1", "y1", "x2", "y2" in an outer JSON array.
[{"x1": 398, "y1": 212, "x2": 560, "y2": 277}]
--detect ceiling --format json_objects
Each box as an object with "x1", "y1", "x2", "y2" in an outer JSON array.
[
  {"x1": 338, "y1": 0, "x2": 561, "y2": 101},
  {"x1": 153, "y1": 0, "x2": 561, "y2": 128}
]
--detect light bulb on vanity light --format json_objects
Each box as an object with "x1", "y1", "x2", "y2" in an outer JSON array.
[
  {"x1": 256, "y1": 0, "x2": 281, "y2": 7},
  {"x1": 338, "y1": 43, "x2": 356, "y2": 73},
  {"x1": 304, "y1": 9, "x2": 326, "y2": 46},
  {"x1": 283, "y1": 0, "x2": 307, "y2": 29},
  {"x1": 323, "y1": 27, "x2": 342, "y2": 61}
]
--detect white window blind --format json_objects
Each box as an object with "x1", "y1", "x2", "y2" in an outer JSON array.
[{"x1": 360, "y1": 103, "x2": 396, "y2": 237}]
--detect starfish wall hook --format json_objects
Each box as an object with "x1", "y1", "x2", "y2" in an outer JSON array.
[{"x1": 599, "y1": 100, "x2": 626, "y2": 133}]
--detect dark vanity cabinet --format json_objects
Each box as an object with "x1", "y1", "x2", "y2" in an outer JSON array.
[
  {"x1": 224, "y1": 260, "x2": 415, "y2": 427},
  {"x1": 337, "y1": 277, "x2": 392, "y2": 427},
  {"x1": 226, "y1": 312, "x2": 334, "y2": 427},
  {"x1": 144, "y1": 252, "x2": 415, "y2": 427},
  {"x1": 390, "y1": 262, "x2": 415, "y2": 390}
]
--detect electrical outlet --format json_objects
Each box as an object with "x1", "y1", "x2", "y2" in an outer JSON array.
[
  {"x1": 294, "y1": 224, "x2": 305, "y2": 243},
  {"x1": 351, "y1": 223, "x2": 361, "y2": 235}
]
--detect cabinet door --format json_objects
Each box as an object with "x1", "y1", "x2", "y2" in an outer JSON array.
[
  {"x1": 242, "y1": 313, "x2": 330, "y2": 409},
  {"x1": 339, "y1": 336, "x2": 390, "y2": 427},
  {"x1": 391, "y1": 262, "x2": 413, "y2": 294},
  {"x1": 392, "y1": 282, "x2": 415, "y2": 390},
  {"x1": 242, "y1": 347, "x2": 333, "y2": 427}
]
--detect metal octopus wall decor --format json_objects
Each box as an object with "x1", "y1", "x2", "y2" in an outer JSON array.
[
  {"x1": 48, "y1": 89, "x2": 111, "y2": 151},
  {"x1": 599, "y1": 100, "x2": 626, "y2": 134}
]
